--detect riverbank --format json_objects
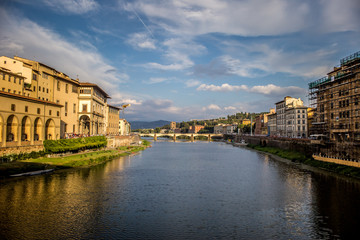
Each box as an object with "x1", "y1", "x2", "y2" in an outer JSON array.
[
  {"x1": 0, "y1": 141, "x2": 151, "y2": 178},
  {"x1": 245, "y1": 143, "x2": 360, "y2": 179}
]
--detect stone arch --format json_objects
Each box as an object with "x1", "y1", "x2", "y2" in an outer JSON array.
[
  {"x1": 21, "y1": 116, "x2": 31, "y2": 141},
  {"x1": 79, "y1": 115, "x2": 90, "y2": 135},
  {"x1": 34, "y1": 117, "x2": 43, "y2": 141},
  {"x1": 6, "y1": 115, "x2": 19, "y2": 142},
  {"x1": 45, "y1": 119, "x2": 56, "y2": 140}
]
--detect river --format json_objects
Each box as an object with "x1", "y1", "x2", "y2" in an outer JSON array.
[{"x1": 0, "y1": 140, "x2": 360, "y2": 239}]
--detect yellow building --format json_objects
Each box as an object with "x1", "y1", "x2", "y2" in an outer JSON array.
[
  {"x1": 78, "y1": 83, "x2": 109, "y2": 135},
  {"x1": 106, "y1": 104, "x2": 120, "y2": 135},
  {"x1": 1, "y1": 56, "x2": 80, "y2": 138},
  {"x1": 0, "y1": 68, "x2": 61, "y2": 147}
]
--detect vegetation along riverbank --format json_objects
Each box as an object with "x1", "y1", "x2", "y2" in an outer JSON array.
[
  {"x1": 246, "y1": 144, "x2": 360, "y2": 179},
  {"x1": 0, "y1": 138, "x2": 151, "y2": 178}
]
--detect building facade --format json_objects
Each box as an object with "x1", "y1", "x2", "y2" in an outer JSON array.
[
  {"x1": 106, "y1": 104, "x2": 120, "y2": 135},
  {"x1": 275, "y1": 96, "x2": 304, "y2": 136},
  {"x1": 188, "y1": 125, "x2": 204, "y2": 133},
  {"x1": 309, "y1": 50, "x2": 360, "y2": 142},
  {"x1": 119, "y1": 119, "x2": 131, "y2": 136},
  {"x1": 78, "y1": 83, "x2": 109, "y2": 136},
  {"x1": 285, "y1": 106, "x2": 308, "y2": 138}
]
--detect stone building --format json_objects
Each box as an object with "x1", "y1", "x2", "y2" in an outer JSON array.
[
  {"x1": 119, "y1": 119, "x2": 131, "y2": 135},
  {"x1": 0, "y1": 67, "x2": 61, "y2": 148},
  {"x1": 285, "y1": 106, "x2": 308, "y2": 138},
  {"x1": 275, "y1": 96, "x2": 304, "y2": 136},
  {"x1": 78, "y1": 83, "x2": 109, "y2": 136},
  {"x1": 106, "y1": 104, "x2": 120, "y2": 135},
  {"x1": 1, "y1": 56, "x2": 81, "y2": 138},
  {"x1": 170, "y1": 121, "x2": 176, "y2": 130}
]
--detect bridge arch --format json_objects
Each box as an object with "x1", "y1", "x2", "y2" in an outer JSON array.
[
  {"x1": 45, "y1": 119, "x2": 56, "y2": 140},
  {"x1": 21, "y1": 116, "x2": 31, "y2": 142}
]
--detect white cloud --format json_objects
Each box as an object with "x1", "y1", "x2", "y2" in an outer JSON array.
[
  {"x1": 146, "y1": 77, "x2": 169, "y2": 84},
  {"x1": 185, "y1": 79, "x2": 202, "y2": 87},
  {"x1": 143, "y1": 38, "x2": 206, "y2": 71},
  {"x1": 197, "y1": 83, "x2": 248, "y2": 92},
  {"x1": 127, "y1": 32, "x2": 156, "y2": 50},
  {"x1": 196, "y1": 83, "x2": 306, "y2": 96},
  {"x1": 0, "y1": 8, "x2": 128, "y2": 95},
  {"x1": 43, "y1": 0, "x2": 99, "y2": 14}
]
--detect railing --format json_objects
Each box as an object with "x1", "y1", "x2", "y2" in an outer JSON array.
[{"x1": 341, "y1": 50, "x2": 360, "y2": 66}]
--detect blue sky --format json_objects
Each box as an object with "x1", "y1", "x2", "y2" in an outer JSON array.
[{"x1": 1, "y1": 0, "x2": 359, "y2": 121}]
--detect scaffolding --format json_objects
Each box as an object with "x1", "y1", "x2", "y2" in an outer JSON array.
[{"x1": 308, "y1": 51, "x2": 360, "y2": 143}]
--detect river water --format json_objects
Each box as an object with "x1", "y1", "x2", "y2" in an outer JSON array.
[{"x1": 0, "y1": 140, "x2": 360, "y2": 239}]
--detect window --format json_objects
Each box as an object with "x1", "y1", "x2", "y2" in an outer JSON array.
[
  {"x1": 72, "y1": 85, "x2": 78, "y2": 93},
  {"x1": 2, "y1": 73, "x2": 5, "y2": 80},
  {"x1": 302, "y1": 115, "x2": 305, "y2": 118},
  {"x1": 303, "y1": 126, "x2": 305, "y2": 131},
  {"x1": 11, "y1": 104, "x2": 15, "y2": 111},
  {"x1": 355, "y1": 98, "x2": 359, "y2": 105},
  {"x1": 14, "y1": 77, "x2": 16, "y2": 83},
  {"x1": 298, "y1": 120, "x2": 300, "y2": 124},
  {"x1": 39, "y1": 86, "x2": 41, "y2": 91},
  {"x1": 82, "y1": 104, "x2": 87, "y2": 112},
  {"x1": 57, "y1": 81, "x2": 60, "y2": 91},
  {"x1": 46, "y1": 88, "x2": 49, "y2": 93},
  {"x1": 73, "y1": 125, "x2": 75, "y2": 132},
  {"x1": 25, "y1": 106, "x2": 28, "y2": 112},
  {"x1": 57, "y1": 111, "x2": 60, "y2": 116},
  {"x1": 65, "y1": 102, "x2": 68, "y2": 113},
  {"x1": 42, "y1": 72, "x2": 48, "y2": 79},
  {"x1": 43, "y1": 87, "x2": 45, "y2": 92},
  {"x1": 49, "y1": 110, "x2": 52, "y2": 115},
  {"x1": 8, "y1": 75, "x2": 11, "y2": 82},
  {"x1": 73, "y1": 103, "x2": 76, "y2": 113},
  {"x1": 65, "y1": 84, "x2": 68, "y2": 93},
  {"x1": 37, "y1": 108, "x2": 40, "y2": 114},
  {"x1": 33, "y1": 86, "x2": 36, "y2": 91},
  {"x1": 32, "y1": 73, "x2": 37, "y2": 80},
  {"x1": 302, "y1": 120, "x2": 305, "y2": 124}
]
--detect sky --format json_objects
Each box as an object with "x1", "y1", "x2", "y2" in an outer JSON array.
[{"x1": 0, "y1": 0, "x2": 359, "y2": 122}]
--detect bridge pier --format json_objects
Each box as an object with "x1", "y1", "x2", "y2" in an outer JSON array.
[
  {"x1": 190, "y1": 134, "x2": 194, "y2": 142},
  {"x1": 154, "y1": 133, "x2": 157, "y2": 141},
  {"x1": 208, "y1": 134, "x2": 211, "y2": 141},
  {"x1": 173, "y1": 134, "x2": 176, "y2": 141}
]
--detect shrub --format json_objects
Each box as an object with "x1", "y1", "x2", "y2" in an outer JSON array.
[{"x1": 43, "y1": 136, "x2": 107, "y2": 153}]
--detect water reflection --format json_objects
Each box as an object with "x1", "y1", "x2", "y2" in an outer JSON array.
[{"x1": 0, "y1": 141, "x2": 359, "y2": 239}]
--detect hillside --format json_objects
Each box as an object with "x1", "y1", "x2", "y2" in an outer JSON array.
[{"x1": 130, "y1": 120, "x2": 171, "y2": 130}]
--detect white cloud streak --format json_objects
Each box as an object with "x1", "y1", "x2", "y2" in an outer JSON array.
[
  {"x1": 42, "y1": 0, "x2": 99, "y2": 14},
  {"x1": 197, "y1": 83, "x2": 306, "y2": 96}
]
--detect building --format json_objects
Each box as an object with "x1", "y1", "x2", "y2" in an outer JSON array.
[
  {"x1": 285, "y1": 106, "x2": 308, "y2": 138},
  {"x1": 214, "y1": 124, "x2": 237, "y2": 134},
  {"x1": 268, "y1": 112, "x2": 277, "y2": 136},
  {"x1": 275, "y1": 96, "x2": 304, "y2": 136},
  {"x1": 119, "y1": 119, "x2": 131, "y2": 135},
  {"x1": 106, "y1": 104, "x2": 120, "y2": 135},
  {"x1": 188, "y1": 125, "x2": 204, "y2": 133},
  {"x1": 254, "y1": 109, "x2": 274, "y2": 135},
  {"x1": 78, "y1": 83, "x2": 110, "y2": 135},
  {"x1": 170, "y1": 121, "x2": 176, "y2": 130},
  {"x1": 0, "y1": 67, "x2": 62, "y2": 147},
  {"x1": 1, "y1": 56, "x2": 81, "y2": 138},
  {"x1": 309, "y1": 50, "x2": 360, "y2": 142}
]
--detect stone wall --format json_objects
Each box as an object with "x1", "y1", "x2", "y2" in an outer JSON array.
[
  {"x1": 0, "y1": 144, "x2": 44, "y2": 157},
  {"x1": 237, "y1": 135, "x2": 360, "y2": 161},
  {"x1": 107, "y1": 135, "x2": 141, "y2": 148}
]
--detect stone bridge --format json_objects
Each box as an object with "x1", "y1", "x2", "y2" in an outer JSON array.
[{"x1": 139, "y1": 133, "x2": 223, "y2": 142}]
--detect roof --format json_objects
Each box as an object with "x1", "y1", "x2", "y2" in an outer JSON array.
[
  {"x1": 80, "y1": 82, "x2": 110, "y2": 98},
  {"x1": 0, "y1": 91, "x2": 63, "y2": 107},
  {"x1": 107, "y1": 104, "x2": 121, "y2": 110}
]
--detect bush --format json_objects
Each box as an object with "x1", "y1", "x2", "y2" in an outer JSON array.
[{"x1": 43, "y1": 136, "x2": 107, "y2": 153}]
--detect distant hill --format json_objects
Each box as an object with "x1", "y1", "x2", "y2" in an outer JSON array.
[{"x1": 130, "y1": 120, "x2": 171, "y2": 130}]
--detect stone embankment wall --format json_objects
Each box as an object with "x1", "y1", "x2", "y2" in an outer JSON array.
[
  {"x1": 235, "y1": 135, "x2": 360, "y2": 163},
  {"x1": 237, "y1": 135, "x2": 315, "y2": 157},
  {"x1": 0, "y1": 145, "x2": 44, "y2": 157},
  {"x1": 107, "y1": 135, "x2": 141, "y2": 148}
]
